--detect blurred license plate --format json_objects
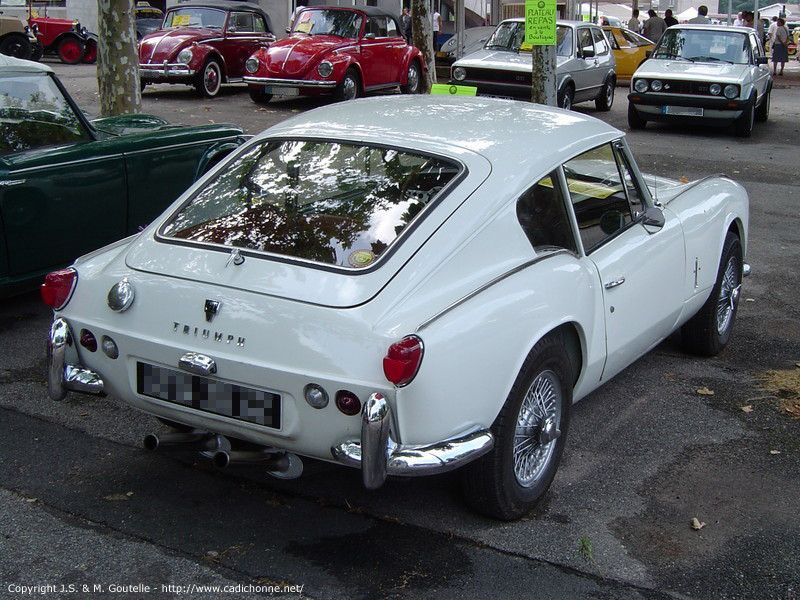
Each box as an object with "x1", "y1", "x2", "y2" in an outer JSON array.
[
  {"x1": 663, "y1": 106, "x2": 703, "y2": 116},
  {"x1": 264, "y1": 86, "x2": 300, "y2": 96},
  {"x1": 136, "y1": 362, "x2": 281, "y2": 428}
]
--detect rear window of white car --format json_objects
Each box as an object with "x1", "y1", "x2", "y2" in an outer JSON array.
[{"x1": 161, "y1": 140, "x2": 461, "y2": 269}]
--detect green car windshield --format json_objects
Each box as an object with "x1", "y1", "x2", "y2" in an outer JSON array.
[
  {"x1": 162, "y1": 140, "x2": 461, "y2": 269},
  {"x1": 485, "y1": 22, "x2": 573, "y2": 57},
  {"x1": 0, "y1": 72, "x2": 91, "y2": 155},
  {"x1": 653, "y1": 29, "x2": 750, "y2": 64}
]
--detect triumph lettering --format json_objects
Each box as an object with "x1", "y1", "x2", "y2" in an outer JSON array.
[{"x1": 170, "y1": 322, "x2": 245, "y2": 347}]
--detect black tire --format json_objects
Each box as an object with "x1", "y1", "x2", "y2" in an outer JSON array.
[
  {"x1": 196, "y1": 58, "x2": 222, "y2": 98},
  {"x1": 681, "y1": 231, "x2": 743, "y2": 357},
  {"x1": 56, "y1": 36, "x2": 84, "y2": 64},
  {"x1": 755, "y1": 88, "x2": 770, "y2": 123},
  {"x1": 400, "y1": 60, "x2": 421, "y2": 94},
  {"x1": 30, "y1": 42, "x2": 43, "y2": 62},
  {"x1": 334, "y1": 68, "x2": 360, "y2": 102},
  {"x1": 558, "y1": 84, "x2": 574, "y2": 110},
  {"x1": 628, "y1": 102, "x2": 647, "y2": 129},
  {"x1": 462, "y1": 332, "x2": 573, "y2": 520},
  {"x1": 595, "y1": 76, "x2": 615, "y2": 111},
  {"x1": 248, "y1": 85, "x2": 273, "y2": 104},
  {"x1": 139, "y1": 79, "x2": 148, "y2": 93},
  {"x1": 0, "y1": 33, "x2": 32, "y2": 59},
  {"x1": 81, "y1": 38, "x2": 97, "y2": 64},
  {"x1": 734, "y1": 96, "x2": 755, "y2": 137}
]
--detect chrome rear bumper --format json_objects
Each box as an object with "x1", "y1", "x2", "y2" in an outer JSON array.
[
  {"x1": 331, "y1": 393, "x2": 494, "y2": 489},
  {"x1": 48, "y1": 317, "x2": 105, "y2": 400}
]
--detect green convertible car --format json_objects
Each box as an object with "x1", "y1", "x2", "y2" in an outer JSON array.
[{"x1": 0, "y1": 55, "x2": 246, "y2": 297}]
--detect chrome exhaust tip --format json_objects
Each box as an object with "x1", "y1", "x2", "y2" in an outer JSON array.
[
  {"x1": 143, "y1": 430, "x2": 215, "y2": 452},
  {"x1": 212, "y1": 449, "x2": 303, "y2": 479}
]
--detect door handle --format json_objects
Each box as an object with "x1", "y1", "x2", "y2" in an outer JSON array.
[{"x1": 604, "y1": 277, "x2": 625, "y2": 289}]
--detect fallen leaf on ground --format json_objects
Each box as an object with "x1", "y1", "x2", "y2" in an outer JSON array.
[
  {"x1": 770, "y1": 450, "x2": 782, "y2": 455},
  {"x1": 740, "y1": 405, "x2": 753, "y2": 413},
  {"x1": 696, "y1": 387, "x2": 715, "y2": 395},
  {"x1": 691, "y1": 517, "x2": 706, "y2": 530},
  {"x1": 680, "y1": 176, "x2": 689, "y2": 183},
  {"x1": 103, "y1": 494, "x2": 129, "y2": 501}
]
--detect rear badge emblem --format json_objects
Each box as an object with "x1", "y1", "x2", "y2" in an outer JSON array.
[{"x1": 204, "y1": 299, "x2": 221, "y2": 322}]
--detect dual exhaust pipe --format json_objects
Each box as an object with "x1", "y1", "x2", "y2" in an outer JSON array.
[{"x1": 143, "y1": 429, "x2": 303, "y2": 479}]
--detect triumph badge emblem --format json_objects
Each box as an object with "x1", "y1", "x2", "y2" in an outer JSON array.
[{"x1": 204, "y1": 299, "x2": 221, "y2": 322}]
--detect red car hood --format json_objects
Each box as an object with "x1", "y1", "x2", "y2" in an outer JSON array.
[
  {"x1": 139, "y1": 28, "x2": 217, "y2": 63},
  {"x1": 264, "y1": 35, "x2": 352, "y2": 78}
]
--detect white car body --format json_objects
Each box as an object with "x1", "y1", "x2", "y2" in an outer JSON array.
[
  {"x1": 628, "y1": 25, "x2": 772, "y2": 136},
  {"x1": 45, "y1": 96, "x2": 749, "y2": 519},
  {"x1": 450, "y1": 19, "x2": 617, "y2": 110}
]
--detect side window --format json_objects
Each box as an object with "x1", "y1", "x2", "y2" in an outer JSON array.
[
  {"x1": 366, "y1": 16, "x2": 388, "y2": 37},
  {"x1": 386, "y1": 17, "x2": 398, "y2": 37},
  {"x1": 230, "y1": 12, "x2": 254, "y2": 32},
  {"x1": 516, "y1": 171, "x2": 577, "y2": 254},
  {"x1": 592, "y1": 27, "x2": 609, "y2": 55},
  {"x1": 563, "y1": 143, "x2": 637, "y2": 253},
  {"x1": 607, "y1": 30, "x2": 622, "y2": 50},
  {"x1": 254, "y1": 15, "x2": 267, "y2": 33},
  {"x1": 613, "y1": 142, "x2": 644, "y2": 218},
  {"x1": 577, "y1": 28, "x2": 594, "y2": 56}
]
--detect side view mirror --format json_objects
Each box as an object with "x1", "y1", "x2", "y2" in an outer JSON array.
[
  {"x1": 756, "y1": 56, "x2": 768, "y2": 65},
  {"x1": 364, "y1": 32, "x2": 376, "y2": 40},
  {"x1": 581, "y1": 46, "x2": 595, "y2": 58},
  {"x1": 641, "y1": 206, "x2": 665, "y2": 233}
]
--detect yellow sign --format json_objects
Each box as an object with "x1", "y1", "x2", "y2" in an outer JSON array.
[
  {"x1": 172, "y1": 14, "x2": 190, "y2": 26},
  {"x1": 430, "y1": 84, "x2": 477, "y2": 96},
  {"x1": 524, "y1": 0, "x2": 557, "y2": 46}
]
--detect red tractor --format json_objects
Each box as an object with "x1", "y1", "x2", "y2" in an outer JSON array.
[{"x1": 28, "y1": 5, "x2": 96, "y2": 63}]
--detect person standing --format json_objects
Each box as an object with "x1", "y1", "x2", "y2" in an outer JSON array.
[
  {"x1": 627, "y1": 9, "x2": 641, "y2": 32},
  {"x1": 642, "y1": 10, "x2": 667, "y2": 42},
  {"x1": 770, "y1": 17, "x2": 790, "y2": 75},
  {"x1": 688, "y1": 5, "x2": 710, "y2": 24},
  {"x1": 400, "y1": 7, "x2": 412, "y2": 43},
  {"x1": 432, "y1": 7, "x2": 442, "y2": 51},
  {"x1": 664, "y1": 9, "x2": 678, "y2": 27}
]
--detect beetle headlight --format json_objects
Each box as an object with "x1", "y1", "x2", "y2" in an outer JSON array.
[
  {"x1": 709, "y1": 83, "x2": 722, "y2": 95},
  {"x1": 245, "y1": 57, "x2": 259, "y2": 74},
  {"x1": 452, "y1": 66, "x2": 466, "y2": 81},
  {"x1": 317, "y1": 60, "x2": 333, "y2": 78},
  {"x1": 633, "y1": 78, "x2": 649, "y2": 93},
  {"x1": 177, "y1": 48, "x2": 193, "y2": 64},
  {"x1": 723, "y1": 84, "x2": 739, "y2": 99},
  {"x1": 650, "y1": 79, "x2": 663, "y2": 92}
]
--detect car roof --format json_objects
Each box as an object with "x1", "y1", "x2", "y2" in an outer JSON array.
[
  {"x1": 170, "y1": 0, "x2": 273, "y2": 29},
  {"x1": 303, "y1": 5, "x2": 400, "y2": 20},
  {"x1": 669, "y1": 24, "x2": 754, "y2": 34},
  {"x1": 0, "y1": 54, "x2": 53, "y2": 75},
  {"x1": 260, "y1": 95, "x2": 621, "y2": 169}
]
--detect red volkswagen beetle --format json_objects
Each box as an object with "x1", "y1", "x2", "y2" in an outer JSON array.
[
  {"x1": 138, "y1": 0, "x2": 275, "y2": 98},
  {"x1": 244, "y1": 6, "x2": 423, "y2": 103}
]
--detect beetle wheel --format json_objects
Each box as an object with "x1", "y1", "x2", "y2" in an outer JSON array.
[
  {"x1": 681, "y1": 231, "x2": 743, "y2": 356},
  {"x1": 462, "y1": 332, "x2": 572, "y2": 520},
  {"x1": 334, "y1": 68, "x2": 360, "y2": 102},
  {"x1": 196, "y1": 58, "x2": 222, "y2": 98},
  {"x1": 400, "y1": 61, "x2": 421, "y2": 94},
  {"x1": 57, "y1": 36, "x2": 84, "y2": 64}
]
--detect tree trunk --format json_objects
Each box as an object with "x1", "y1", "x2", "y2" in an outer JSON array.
[
  {"x1": 411, "y1": 0, "x2": 436, "y2": 91},
  {"x1": 97, "y1": 0, "x2": 140, "y2": 116},
  {"x1": 530, "y1": 45, "x2": 557, "y2": 106}
]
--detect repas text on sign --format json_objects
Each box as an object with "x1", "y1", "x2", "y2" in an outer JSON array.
[{"x1": 525, "y1": 0, "x2": 557, "y2": 45}]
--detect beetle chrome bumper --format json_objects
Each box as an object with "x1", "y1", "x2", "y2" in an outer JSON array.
[
  {"x1": 139, "y1": 63, "x2": 196, "y2": 78},
  {"x1": 243, "y1": 76, "x2": 337, "y2": 89},
  {"x1": 331, "y1": 393, "x2": 495, "y2": 489},
  {"x1": 47, "y1": 317, "x2": 105, "y2": 400}
]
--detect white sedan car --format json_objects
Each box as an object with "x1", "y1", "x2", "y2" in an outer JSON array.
[
  {"x1": 44, "y1": 97, "x2": 749, "y2": 520},
  {"x1": 628, "y1": 24, "x2": 772, "y2": 137}
]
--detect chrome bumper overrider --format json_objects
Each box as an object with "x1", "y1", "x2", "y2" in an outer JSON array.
[
  {"x1": 139, "y1": 63, "x2": 195, "y2": 78},
  {"x1": 243, "y1": 75, "x2": 337, "y2": 88},
  {"x1": 47, "y1": 317, "x2": 105, "y2": 400},
  {"x1": 331, "y1": 393, "x2": 495, "y2": 489}
]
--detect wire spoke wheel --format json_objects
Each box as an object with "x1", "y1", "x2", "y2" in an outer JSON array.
[
  {"x1": 716, "y1": 256, "x2": 740, "y2": 335},
  {"x1": 513, "y1": 370, "x2": 561, "y2": 487}
]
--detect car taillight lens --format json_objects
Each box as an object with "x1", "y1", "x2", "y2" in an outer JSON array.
[
  {"x1": 383, "y1": 335, "x2": 423, "y2": 387},
  {"x1": 41, "y1": 268, "x2": 77, "y2": 310}
]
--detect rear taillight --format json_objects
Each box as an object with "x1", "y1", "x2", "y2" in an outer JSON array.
[
  {"x1": 41, "y1": 268, "x2": 77, "y2": 310},
  {"x1": 383, "y1": 335, "x2": 424, "y2": 387}
]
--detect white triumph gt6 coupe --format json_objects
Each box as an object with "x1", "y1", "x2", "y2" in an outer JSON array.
[{"x1": 44, "y1": 96, "x2": 749, "y2": 520}]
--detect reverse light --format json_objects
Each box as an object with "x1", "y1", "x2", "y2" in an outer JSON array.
[
  {"x1": 304, "y1": 383, "x2": 329, "y2": 409},
  {"x1": 41, "y1": 268, "x2": 77, "y2": 310},
  {"x1": 383, "y1": 335, "x2": 423, "y2": 387}
]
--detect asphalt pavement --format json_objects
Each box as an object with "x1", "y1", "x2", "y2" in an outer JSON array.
[{"x1": 0, "y1": 60, "x2": 798, "y2": 600}]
